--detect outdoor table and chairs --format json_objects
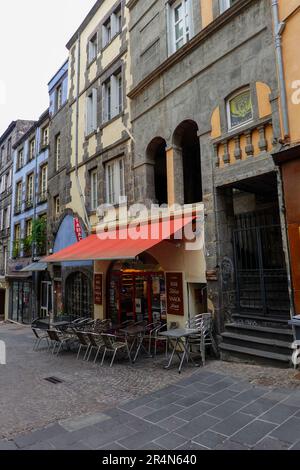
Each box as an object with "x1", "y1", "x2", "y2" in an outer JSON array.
[
  {"x1": 119, "y1": 323, "x2": 153, "y2": 363},
  {"x1": 159, "y1": 328, "x2": 201, "y2": 373},
  {"x1": 100, "y1": 333, "x2": 132, "y2": 367},
  {"x1": 46, "y1": 329, "x2": 77, "y2": 356}
]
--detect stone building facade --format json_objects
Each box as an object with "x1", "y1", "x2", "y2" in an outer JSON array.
[
  {"x1": 126, "y1": 0, "x2": 294, "y2": 363},
  {"x1": 0, "y1": 120, "x2": 34, "y2": 320},
  {"x1": 8, "y1": 111, "x2": 49, "y2": 323}
]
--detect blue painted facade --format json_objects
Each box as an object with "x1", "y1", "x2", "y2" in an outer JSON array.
[
  {"x1": 48, "y1": 60, "x2": 68, "y2": 116},
  {"x1": 53, "y1": 214, "x2": 92, "y2": 268},
  {"x1": 10, "y1": 111, "x2": 49, "y2": 259}
]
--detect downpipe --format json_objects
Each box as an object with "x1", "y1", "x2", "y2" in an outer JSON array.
[
  {"x1": 75, "y1": 32, "x2": 91, "y2": 233},
  {"x1": 272, "y1": 0, "x2": 290, "y2": 141}
]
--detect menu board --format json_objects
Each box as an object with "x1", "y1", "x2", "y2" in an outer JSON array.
[
  {"x1": 165, "y1": 272, "x2": 184, "y2": 316},
  {"x1": 94, "y1": 273, "x2": 103, "y2": 305}
]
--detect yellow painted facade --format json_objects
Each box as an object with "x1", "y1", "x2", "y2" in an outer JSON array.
[
  {"x1": 200, "y1": 0, "x2": 213, "y2": 28},
  {"x1": 66, "y1": 0, "x2": 132, "y2": 226},
  {"x1": 278, "y1": 0, "x2": 300, "y2": 144}
]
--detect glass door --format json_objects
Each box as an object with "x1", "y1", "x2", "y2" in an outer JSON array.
[{"x1": 40, "y1": 281, "x2": 52, "y2": 318}]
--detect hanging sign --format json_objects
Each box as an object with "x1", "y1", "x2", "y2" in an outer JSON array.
[
  {"x1": 74, "y1": 218, "x2": 83, "y2": 242},
  {"x1": 165, "y1": 272, "x2": 184, "y2": 316},
  {"x1": 94, "y1": 273, "x2": 103, "y2": 305}
]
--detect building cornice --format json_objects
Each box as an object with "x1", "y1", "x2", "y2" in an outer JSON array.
[
  {"x1": 66, "y1": 0, "x2": 105, "y2": 50},
  {"x1": 128, "y1": 0, "x2": 256, "y2": 99}
]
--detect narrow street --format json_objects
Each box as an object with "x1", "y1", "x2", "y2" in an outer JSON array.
[{"x1": 1, "y1": 324, "x2": 300, "y2": 450}]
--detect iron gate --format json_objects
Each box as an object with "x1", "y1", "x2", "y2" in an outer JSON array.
[
  {"x1": 233, "y1": 213, "x2": 290, "y2": 318},
  {"x1": 65, "y1": 272, "x2": 93, "y2": 318}
]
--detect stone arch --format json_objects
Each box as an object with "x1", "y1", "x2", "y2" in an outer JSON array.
[{"x1": 172, "y1": 120, "x2": 202, "y2": 204}]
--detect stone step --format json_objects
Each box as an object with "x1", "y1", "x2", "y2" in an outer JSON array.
[
  {"x1": 221, "y1": 332, "x2": 293, "y2": 355},
  {"x1": 225, "y1": 322, "x2": 293, "y2": 341},
  {"x1": 232, "y1": 313, "x2": 290, "y2": 325},
  {"x1": 220, "y1": 342, "x2": 291, "y2": 366}
]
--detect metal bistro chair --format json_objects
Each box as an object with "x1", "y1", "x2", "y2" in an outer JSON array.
[
  {"x1": 100, "y1": 333, "x2": 132, "y2": 368},
  {"x1": 153, "y1": 322, "x2": 177, "y2": 357},
  {"x1": 74, "y1": 331, "x2": 91, "y2": 360},
  {"x1": 92, "y1": 319, "x2": 111, "y2": 334},
  {"x1": 142, "y1": 322, "x2": 160, "y2": 355},
  {"x1": 47, "y1": 329, "x2": 74, "y2": 356},
  {"x1": 86, "y1": 332, "x2": 104, "y2": 363},
  {"x1": 32, "y1": 328, "x2": 49, "y2": 351},
  {"x1": 187, "y1": 313, "x2": 218, "y2": 366}
]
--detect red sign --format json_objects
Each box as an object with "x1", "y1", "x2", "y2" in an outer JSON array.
[
  {"x1": 165, "y1": 272, "x2": 184, "y2": 316},
  {"x1": 94, "y1": 273, "x2": 103, "y2": 305},
  {"x1": 74, "y1": 218, "x2": 83, "y2": 242}
]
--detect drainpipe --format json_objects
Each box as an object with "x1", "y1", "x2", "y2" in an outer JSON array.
[
  {"x1": 32, "y1": 127, "x2": 39, "y2": 320},
  {"x1": 272, "y1": 0, "x2": 290, "y2": 140},
  {"x1": 75, "y1": 32, "x2": 91, "y2": 233}
]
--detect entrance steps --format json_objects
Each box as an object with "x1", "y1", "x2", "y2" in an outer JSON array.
[{"x1": 219, "y1": 319, "x2": 294, "y2": 367}]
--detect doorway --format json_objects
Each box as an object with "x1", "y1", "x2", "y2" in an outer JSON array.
[
  {"x1": 108, "y1": 257, "x2": 167, "y2": 325},
  {"x1": 233, "y1": 209, "x2": 290, "y2": 319},
  {"x1": 40, "y1": 281, "x2": 52, "y2": 318},
  {"x1": 65, "y1": 271, "x2": 93, "y2": 318},
  {"x1": 0, "y1": 289, "x2": 5, "y2": 319}
]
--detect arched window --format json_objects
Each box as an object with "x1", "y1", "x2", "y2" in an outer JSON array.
[
  {"x1": 173, "y1": 120, "x2": 202, "y2": 205},
  {"x1": 227, "y1": 88, "x2": 253, "y2": 130},
  {"x1": 146, "y1": 137, "x2": 168, "y2": 205}
]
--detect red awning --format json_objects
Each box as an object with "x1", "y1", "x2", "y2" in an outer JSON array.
[{"x1": 43, "y1": 216, "x2": 194, "y2": 263}]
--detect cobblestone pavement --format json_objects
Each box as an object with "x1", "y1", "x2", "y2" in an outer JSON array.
[{"x1": 1, "y1": 323, "x2": 300, "y2": 450}]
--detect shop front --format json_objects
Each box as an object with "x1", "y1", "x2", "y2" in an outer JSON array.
[
  {"x1": 10, "y1": 277, "x2": 33, "y2": 324},
  {"x1": 108, "y1": 256, "x2": 166, "y2": 325},
  {"x1": 44, "y1": 210, "x2": 207, "y2": 328}
]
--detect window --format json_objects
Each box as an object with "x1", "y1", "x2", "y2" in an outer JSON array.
[
  {"x1": 90, "y1": 169, "x2": 98, "y2": 211},
  {"x1": 17, "y1": 149, "x2": 23, "y2": 170},
  {"x1": 6, "y1": 169, "x2": 12, "y2": 189},
  {"x1": 5, "y1": 205, "x2": 10, "y2": 229},
  {"x1": 117, "y1": 72, "x2": 123, "y2": 114},
  {"x1": 16, "y1": 182, "x2": 22, "y2": 211},
  {"x1": 40, "y1": 164, "x2": 48, "y2": 198},
  {"x1": 169, "y1": 0, "x2": 192, "y2": 53},
  {"x1": 29, "y1": 138, "x2": 35, "y2": 161},
  {"x1": 102, "y1": 6, "x2": 122, "y2": 47},
  {"x1": 26, "y1": 219, "x2": 32, "y2": 238},
  {"x1": 105, "y1": 157, "x2": 125, "y2": 205},
  {"x1": 55, "y1": 134, "x2": 61, "y2": 171},
  {"x1": 3, "y1": 208, "x2": 7, "y2": 230},
  {"x1": 86, "y1": 89, "x2": 97, "y2": 135},
  {"x1": 103, "y1": 17, "x2": 112, "y2": 47},
  {"x1": 15, "y1": 224, "x2": 21, "y2": 241},
  {"x1": 14, "y1": 224, "x2": 21, "y2": 258},
  {"x1": 0, "y1": 174, "x2": 6, "y2": 194},
  {"x1": 54, "y1": 196, "x2": 60, "y2": 217},
  {"x1": 102, "y1": 71, "x2": 123, "y2": 122},
  {"x1": 112, "y1": 6, "x2": 122, "y2": 35},
  {"x1": 42, "y1": 126, "x2": 49, "y2": 147},
  {"x1": 88, "y1": 33, "x2": 98, "y2": 63},
  {"x1": 219, "y1": 0, "x2": 238, "y2": 14},
  {"x1": 56, "y1": 84, "x2": 62, "y2": 111},
  {"x1": 7, "y1": 138, "x2": 12, "y2": 160},
  {"x1": 227, "y1": 89, "x2": 253, "y2": 130},
  {"x1": 26, "y1": 173, "x2": 34, "y2": 206},
  {"x1": 0, "y1": 146, "x2": 4, "y2": 165}
]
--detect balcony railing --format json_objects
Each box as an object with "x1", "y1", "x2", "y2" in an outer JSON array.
[
  {"x1": 25, "y1": 198, "x2": 33, "y2": 210},
  {"x1": 38, "y1": 192, "x2": 47, "y2": 204},
  {"x1": 213, "y1": 117, "x2": 274, "y2": 168},
  {"x1": 12, "y1": 241, "x2": 21, "y2": 259},
  {"x1": 14, "y1": 204, "x2": 22, "y2": 215},
  {"x1": 0, "y1": 228, "x2": 9, "y2": 238}
]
